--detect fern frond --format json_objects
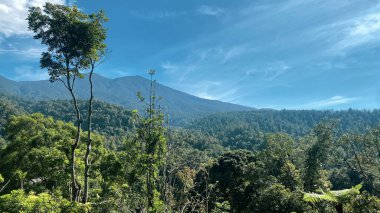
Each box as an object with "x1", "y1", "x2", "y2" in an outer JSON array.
[{"x1": 303, "y1": 183, "x2": 362, "y2": 204}]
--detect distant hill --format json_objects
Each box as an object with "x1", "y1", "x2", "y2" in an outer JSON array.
[
  {"x1": 189, "y1": 109, "x2": 380, "y2": 135},
  {"x1": 187, "y1": 110, "x2": 380, "y2": 149},
  {"x1": 3, "y1": 91, "x2": 380, "y2": 151},
  {"x1": 0, "y1": 74, "x2": 252, "y2": 119},
  {"x1": 0, "y1": 94, "x2": 134, "y2": 136}
]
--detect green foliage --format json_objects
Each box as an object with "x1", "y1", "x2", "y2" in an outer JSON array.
[
  {"x1": 134, "y1": 72, "x2": 168, "y2": 212},
  {"x1": 193, "y1": 149, "x2": 311, "y2": 213},
  {"x1": 304, "y1": 184, "x2": 364, "y2": 213},
  {"x1": 188, "y1": 109, "x2": 380, "y2": 149},
  {"x1": 0, "y1": 113, "x2": 74, "y2": 194},
  {"x1": 303, "y1": 122, "x2": 335, "y2": 192},
  {"x1": 336, "y1": 127, "x2": 380, "y2": 195},
  {"x1": 0, "y1": 190, "x2": 90, "y2": 213},
  {"x1": 279, "y1": 160, "x2": 302, "y2": 191},
  {"x1": 0, "y1": 0, "x2": 372, "y2": 212},
  {"x1": 249, "y1": 184, "x2": 307, "y2": 213},
  {"x1": 27, "y1": 3, "x2": 107, "y2": 82},
  {"x1": 0, "y1": 94, "x2": 134, "y2": 137},
  {"x1": 0, "y1": 114, "x2": 106, "y2": 200},
  {"x1": 304, "y1": 184, "x2": 362, "y2": 203},
  {"x1": 0, "y1": 108, "x2": 379, "y2": 212},
  {"x1": 28, "y1": 2, "x2": 108, "y2": 203},
  {"x1": 2, "y1": 84, "x2": 380, "y2": 212},
  {"x1": 349, "y1": 191, "x2": 380, "y2": 213}
]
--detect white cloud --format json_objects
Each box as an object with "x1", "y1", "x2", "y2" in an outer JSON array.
[
  {"x1": 197, "y1": 5, "x2": 224, "y2": 16},
  {"x1": 0, "y1": 47, "x2": 44, "y2": 59},
  {"x1": 221, "y1": 46, "x2": 251, "y2": 63},
  {"x1": 160, "y1": 62, "x2": 180, "y2": 74},
  {"x1": 12, "y1": 65, "x2": 49, "y2": 81},
  {"x1": 160, "y1": 61, "x2": 197, "y2": 82},
  {"x1": 301, "y1": 96, "x2": 357, "y2": 109},
  {"x1": 191, "y1": 80, "x2": 242, "y2": 103},
  {"x1": 132, "y1": 10, "x2": 187, "y2": 20},
  {"x1": 264, "y1": 62, "x2": 290, "y2": 81},
  {"x1": 329, "y1": 9, "x2": 380, "y2": 55},
  {"x1": 194, "y1": 45, "x2": 253, "y2": 65},
  {"x1": 350, "y1": 13, "x2": 380, "y2": 36},
  {"x1": 196, "y1": 92, "x2": 217, "y2": 100},
  {"x1": 0, "y1": 0, "x2": 65, "y2": 37}
]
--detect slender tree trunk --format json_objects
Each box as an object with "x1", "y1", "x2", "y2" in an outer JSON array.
[
  {"x1": 147, "y1": 166, "x2": 154, "y2": 211},
  {"x1": 335, "y1": 204, "x2": 344, "y2": 213},
  {"x1": 0, "y1": 179, "x2": 11, "y2": 193},
  {"x1": 66, "y1": 70, "x2": 82, "y2": 202},
  {"x1": 82, "y1": 64, "x2": 95, "y2": 203},
  {"x1": 147, "y1": 72, "x2": 155, "y2": 211}
]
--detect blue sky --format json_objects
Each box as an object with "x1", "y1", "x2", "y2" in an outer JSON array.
[{"x1": 1, "y1": 0, "x2": 380, "y2": 109}]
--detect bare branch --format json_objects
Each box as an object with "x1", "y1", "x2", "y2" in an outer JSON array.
[{"x1": 58, "y1": 77, "x2": 69, "y2": 90}]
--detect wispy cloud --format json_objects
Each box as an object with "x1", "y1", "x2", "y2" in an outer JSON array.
[
  {"x1": 131, "y1": 10, "x2": 187, "y2": 20},
  {"x1": 350, "y1": 13, "x2": 380, "y2": 36},
  {"x1": 243, "y1": 61, "x2": 290, "y2": 81},
  {"x1": 194, "y1": 45, "x2": 253, "y2": 64},
  {"x1": 160, "y1": 62, "x2": 197, "y2": 82},
  {"x1": 197, "y1": 5, "x2": 224, "y2": 16},
  {"x1": 300, "y1": 96, "x2": 358, "y2": 109},
  {"x1": 193, "y1": 80, "x2": 239, "y2": 101},
  {"x1": 12, "y1": 66, "x2": 49, "y2": 81},
  {"x1": 263, "y1": 62, "x2": 290, "y2": 81},
  {"x1": 2, "y1": 0, "x2": 378, "y2": 109},
  {"x1": 166, "y1": 79, "x2": 242, "y2": 103},
  {"x1": 196, "y1": 92, "x2": 217, "y2": 100},
  {"x1": 324, "y1": 4, "x2": 380, "y2": 55},
  {"x1": 0, "y1": 47, "x2": 44, "y2": 59},
  {"x1": 132, "y1": 6, "x2": 225, "y2": 21},
  {"x1": 148, "y1": 0, "x2": 380, "y2": 108},
  {"x1": 0, "y1": 0, "x2": 65, "y2": 37},
  {"x1": 160, "y1": 62, "x2": 180, "y2": 74},
  {"x1": 196, "y1": 88, "x2": 240, "y2": 102}
]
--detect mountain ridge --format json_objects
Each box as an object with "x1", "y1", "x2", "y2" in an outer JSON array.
[{"x1": 0, "y1": 74, "x2": 253, "y2": 116}]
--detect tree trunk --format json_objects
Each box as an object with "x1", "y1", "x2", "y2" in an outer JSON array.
[
  {"x1": 147, "y1": 167, "x2": 154, "y2": 211},
  {"x1": 335, "y1": 203, "x2": 344, "y2": 213},
  {"x1": 66, "y1": 71, "x2": 82, "y2": 202},
  {"x1": 82, "y1": 65, "x2": 94, "y2": 203}
]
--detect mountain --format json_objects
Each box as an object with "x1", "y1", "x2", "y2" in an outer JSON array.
[{"x1": 0, "y1": 74, "x2": 252, "y2": 117}]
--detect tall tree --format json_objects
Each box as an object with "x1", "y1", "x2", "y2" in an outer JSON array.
[
  {"x1": 304, "y1": 122, "x2": 335, "y2": 192},
  {"x1": 82, "y1": 10, "x2": 107, "y2": 204},
  {"x1": 136, "y1": 70, "x2": 167, "y2": 212},
  {"x1": 27, "y1": 3, "x2": 106, "y2": 202}
]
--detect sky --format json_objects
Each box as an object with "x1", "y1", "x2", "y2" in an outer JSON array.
[{"x1": 1, "y1": 0, "x2": 380, "y2": 109}]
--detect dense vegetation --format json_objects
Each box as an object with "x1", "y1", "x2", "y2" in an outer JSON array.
[
  {"x1": 0, "y1": 94, "x2": 134, "y2": 135},
  {"x1": 0, "y1": 2, "x2": 379, "y2": 212},
  {"x1": 2, "y1": 96, "x2": 380, "y2": 212},
  {"x1": 1, "y1": 108, "x2": 380, "y2": 212},
  {"x1": 188, "y1": 110, "x2": 380, "y2": 150}
]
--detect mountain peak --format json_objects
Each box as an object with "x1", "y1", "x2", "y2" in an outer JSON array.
[{"x1": 0, "y1": 74, "x2": 253, "y2": 115}]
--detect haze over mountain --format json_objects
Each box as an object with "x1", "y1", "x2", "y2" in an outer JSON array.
[{"x1": 0, "y1": 74, "x2": 252, "y2": 116}]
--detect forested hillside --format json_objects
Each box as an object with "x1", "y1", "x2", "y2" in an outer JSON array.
[
  {"x1": 188, "y1": 110, "x2": 380, "y2": 149},
  {"x1": 4, "y1": 93, "x2": 380, "y2": 151},
  {"x1": 0, "y1": 94, "x2": 134, "y2": 135},
  {"x1": 1, "y1": 93, "x2": 380, "y2": 212}
]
